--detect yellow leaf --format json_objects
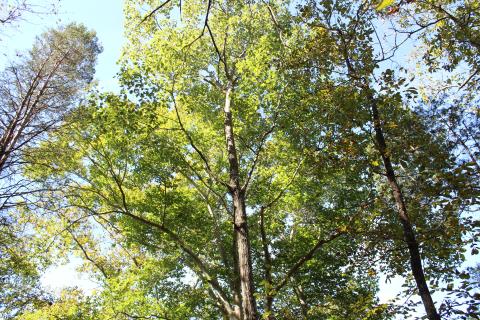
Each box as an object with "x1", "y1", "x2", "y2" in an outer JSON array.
[
  {"x1": 437, "y1": 20, "x2": 445, "y2": 28},
  {"x1": 376, "y1": 0, "x2": 394, "y2": 11}
]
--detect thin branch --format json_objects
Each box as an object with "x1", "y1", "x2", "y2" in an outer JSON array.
[
  {"x1": 263, "y1": 157, "x2": 303, "y2": 210},
  {"x1": 67, "y1": 228, "x2": 109, "y2": 279},
  {"x1": 273, "y1": 230, "x2": 346, "y2": 295},
  {"x1": 169, "y1": 81, "x2": 228, "y2": 188},
  {"x1": 184, "y1": 0, "x2": 212, "y2": 48},
  {"x1": 138, "y1": 0, "x2": 172, "y2": 25},
  {"x1": 241, "y1": 123, "x2": 276, "y2": 192},
  {"x1": 459, "y1": 68, "x2": 479, "y2": 90},
  {"x1": 122, "y1": 209, "x2": 235, "y2": 316},
  {"x1": 109, "y1": 168, "x2": 235, "y2": 316},
  {"x1": 206, "y1": 23, "x2": 228, "y2": 77}
]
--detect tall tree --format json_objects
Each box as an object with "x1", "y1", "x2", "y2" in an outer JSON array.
[
  {"x1": 12, "y1": 1, "x2": 478, "y2": 319},
  {"x1": 296, "y1": 0, "x2": 477, "y2": 318},
  {"x1": 24, "y1": 1, "x2": 386, "y2": 319},
  {"x1": 0, "y1": 22, "x2": 101, "y2": 319},
  {"x1": 385, "y1": 0, "x2": 480, "y2": 177},
  {"x1": 0, "y1": 22, "x2": 101, "y2": 208}
]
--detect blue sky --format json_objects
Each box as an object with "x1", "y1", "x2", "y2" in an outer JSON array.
[
  {"x1": 2, "y1": 0, "x2": 124, "y2": 91},
  {"x1": 3, "y1": 0, "x2": 125, "y2": 299}
]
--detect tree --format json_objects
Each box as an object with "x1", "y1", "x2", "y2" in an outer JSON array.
[
  {"x1": 0, "y1": 210, "x2": 52, "y2": 319},
  {"x1": 382, "y1": 1, "x2": 480, "y2": 315},
  {"x1": 0, "y1": 0, "x2": 59, "y2": 34},
  {"x1": 24, "y1": 1, "x2": 387, "y2": 319},
  {"x1": 9, "y1": 1, "x2": 479, "y2": 319},
  {"x1": 385, "y1": 0, "x2": 480, "y2": 177},
  {"x1": 295, "y1": 1, "x2": 477, "y2": 318},
  {"x1": 0, "y1": 22, "x2": 101, "y2": 319},
  {"x1": 0, "y1": 22, "x2": 101, "y2": 209}
]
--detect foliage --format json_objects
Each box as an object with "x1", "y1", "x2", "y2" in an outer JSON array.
[
  {"x1": 0, "y1": 22, "x2": 101, "y2": 319},
  {"x1": 1, "y1": 0, "x2": 479, "y2": 319}
]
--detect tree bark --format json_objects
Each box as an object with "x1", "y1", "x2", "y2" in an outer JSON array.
[
  {"x1": 223, "y1": 85, "x2": 258, "y2": 320},
  {"x1": 370, "y1": 96, "x2": 441, "y2": 320}
]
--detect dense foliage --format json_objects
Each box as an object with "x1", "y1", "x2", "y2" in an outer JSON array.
[{"x1": 1, "y1": 0, "x2": 479, "y2": 319}]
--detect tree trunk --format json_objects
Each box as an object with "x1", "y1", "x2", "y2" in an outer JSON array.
[
  {"x1": 370, "y1": 97, "x2": 441, "y2": 320},
  {"x1": 293, "y1": 284, "x2": 309, "y2": 319},
  {"x1": 260, "y1": 207, "x2": 275, "y2": 320},
  {"x1": 223, "y1": 85, "x2": 258, "y2": 320}
]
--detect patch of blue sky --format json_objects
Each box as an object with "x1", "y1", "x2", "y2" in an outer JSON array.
[{"x1": 1, "y1": 0, "x2": 124, "y2": 92}]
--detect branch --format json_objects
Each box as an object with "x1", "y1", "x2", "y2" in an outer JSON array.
[
  {"x1": 260, "y1": 206, "x2": 274, "y2": 313},
  {"x1": 170, "y1": 81, "x2": 228, "y2": 188},
  {"x1": 91, "y1": 215, "x2": 141, "y2": 268},
  {"x1": 265, "y1": 2, "x2": 285, "y2": 45},
  {"x1": 138, "y1": 0, "x2": 172, "y2": 25},
  {"x1": 206, "y1": 23, "x2": 229, "y2": 78},
  {"x1": 241, "y1": 123, "x2": 276, "y2": 192},
  {"x1": 184, "y1": 0, "x2": 212, "y2": 48},
  {"x1": 273, "y1": 230, "x2": 346, "y2": 295},
  {"x1": 459, "y1": 68, "x2": 479, "y2": 90},
  {"x1": 67, "y1": 228, "x2": 109, "y2": 279},
  {"x1": 118, "y1": 311, "x2": 170, "y2": 320},
  {"x1": 121, "y1": 210, "x2": 235, "y2": 316},
  {"x1": 263, "y1": 157, "x2": 303, "y2": 210},
  {"x1": 109, "y1": 169, "x2": 235, "y2": 316},
  {"x1": 177, "y1": 163, "x2": 229, "y2": 213}
]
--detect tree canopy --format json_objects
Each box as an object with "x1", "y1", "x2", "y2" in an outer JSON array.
[{"x1": 1, "y1": 1, "x2": 479, "y2": 319}]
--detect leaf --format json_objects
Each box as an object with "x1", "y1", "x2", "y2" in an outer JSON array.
[
  {"x1": 376, "y1": 0, "x2": 395, "y2": 11},
  {"x1": 459, "y1": 272, "x2": 470, "y2": 280}
]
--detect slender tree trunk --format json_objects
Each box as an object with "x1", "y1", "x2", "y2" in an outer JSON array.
[
  {"x1": 223, "y1": 85, "x2": 258, "y2": 320},
  {"x1": 232, "y1": 189, "x2": 257, "y2": 320},
  {"x1": 232, "y1": 238, "x2": 242, "y2": 320},
  {"x1": 369, "y1": 96, "x2": 441, "y2": 320},
  {"x1": 260, "y1": 207, "x2": 275, "y2": 320},
  {"x1": 293, "y1": 283, "x2": 309, "y2": 319}
]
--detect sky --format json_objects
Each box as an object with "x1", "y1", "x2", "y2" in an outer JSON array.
[
  {"x1": 1, "y1": 0, "x2": 124, "y2": 297},
  {"x1": 1, "y1": 0, "x2": 124, "y2": 91},
  {"x1": 2, "y1": 0, "x2": 478, "y2": 318}
]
